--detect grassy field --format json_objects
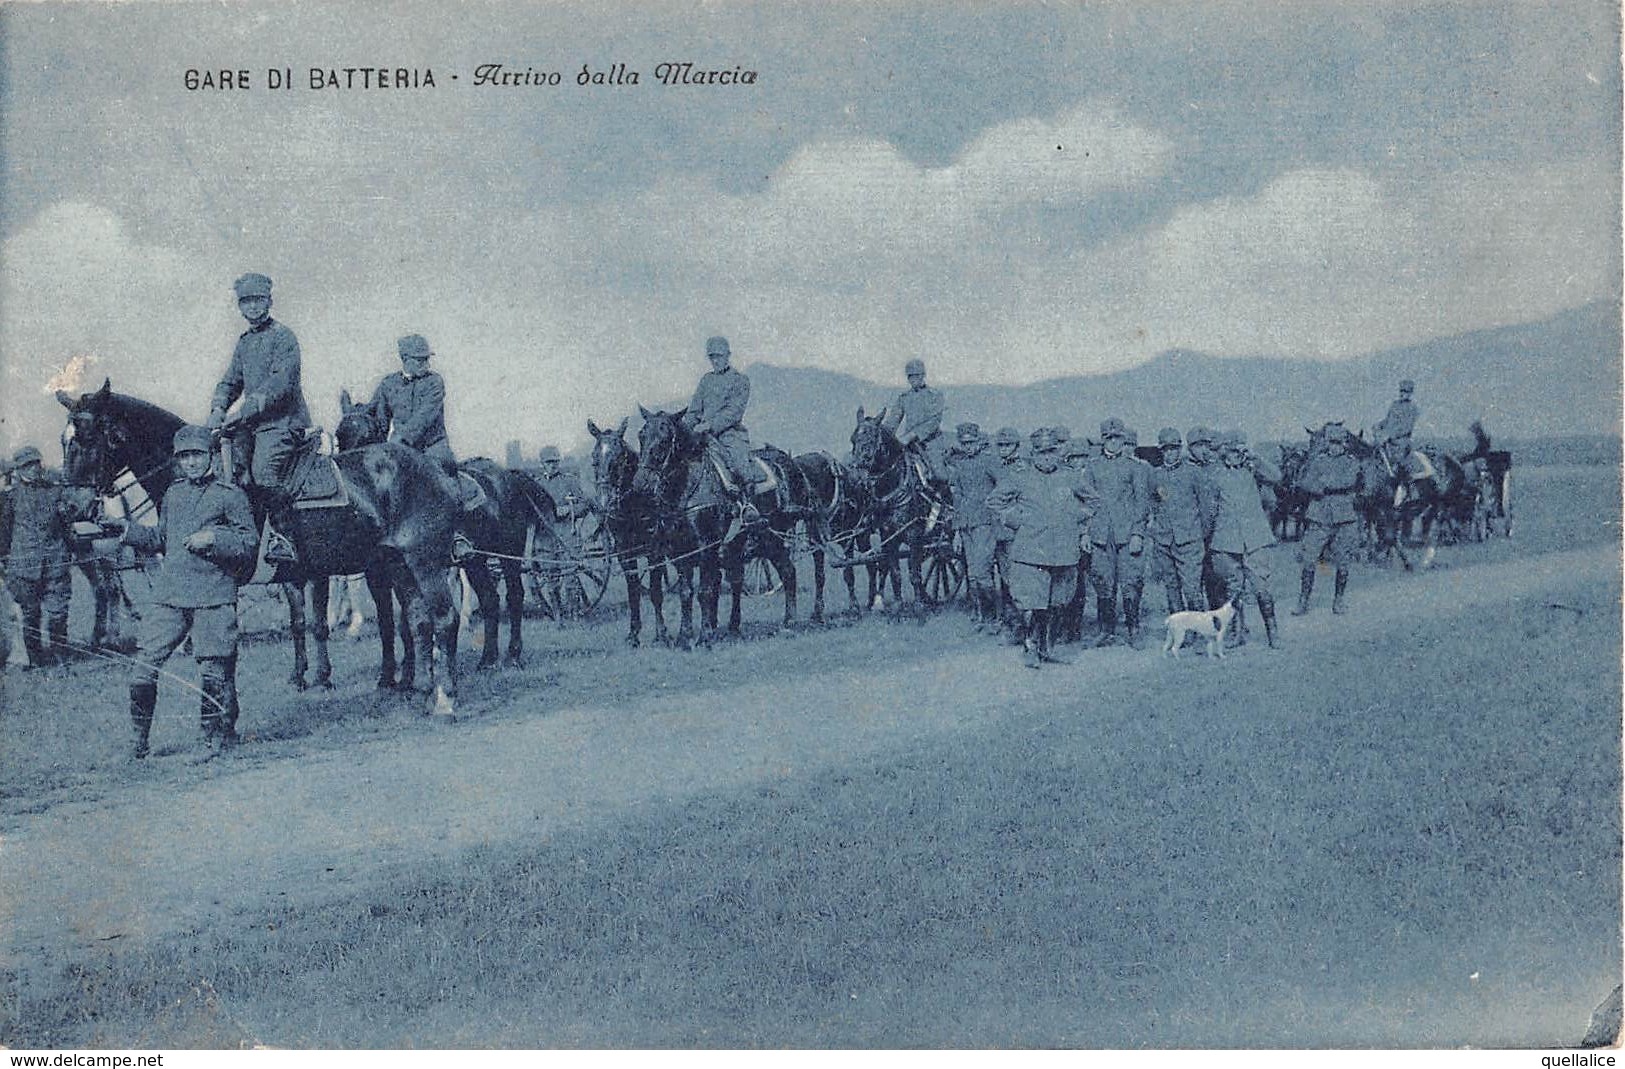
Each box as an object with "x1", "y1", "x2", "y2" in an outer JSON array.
[{"x1": 1, "y1": 462, "x2": 1619, "y2": 1048}]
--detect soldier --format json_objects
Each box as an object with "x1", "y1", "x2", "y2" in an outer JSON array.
[
  {"x1": 1374, "y1": 378, "x2": 1420, "y2": 475},
  {"x1": 1187, "y1": 425, "x2": 1223, "y2": 612},
  {"x1": 534, "y1": 445, "x2": 594, "y2": 621},
  {"x1": 946, "y1": 422, "x2": 1001, "y2": 631},
  {"x1": 987, "y1": 427, "x2": 1099, "y2": 668},
  {"x1": 881, "y1": 358, "x2": 948, "y2": 493},
  {"x1": 1293, "y1": 422, "x2": 1362, "y2": 616},
  {"x1": 990, "y1": 427, "x2": 1025, "y2": 632},
  {"x1": 681, "y1": 336, "x2": 769, "y2": 516},
  {"x1": 368, "y1": 334, "x2": 456, "y2": 476},
  {"x1": 1085, "y1": 417, "x2": 1151, "y2": 647},
  {"x1": 1056, "y1": 436, "x2": 1096, "y2": 644},
  {"x1": 118, "y1": 426, "x2": 259, "y2": 758},
  {"x1": 1148, "y1": 428, "x2": 1207, "y2": 619},
  {"x1": 207, "y1": 273, "x2": 312, "y2": 566},
  {"x1": 3, "y1": 446, "x2": 76, "y2": 668},
  {"x1": 1209, "y1": 430, "x2": 1282, "y2": 649}
]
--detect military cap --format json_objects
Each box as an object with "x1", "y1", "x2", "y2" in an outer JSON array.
[
  {"x1": 1063, "y1": 437, "x2": 1091, "y2": 458},
  {"x1": 232, "y1": 272, "x2": 273, "y2": 299},
  {"x1": 955, "y1": 421, "x2": 983, "y2": 441},
  {"x1": 905, "y1": 358, "x2": 926, "y2": 376},
  {"x1": 994, "y1": 427, "x2": 1022, "y2": 446},
  {"x1": 398, "y1": 334, "x2": 433, "y2": 361},
  {"x1": 1186, "y1": 425, "x2": 1213, "y2": 446},
  {"x1": 172, "y1": 425, "x2": 214, "y2": 455},
  {"x1": 1399, "y1": 379, "x2": 1415, "y2": 393},
  {"x1": 1321, "y1": 421, "x2": 1349, "y2": 440},
  {"x1": 1157, "y1": 427, "x2": 1182, "y2": 448},
  {"x1": 706, "y1": 335, "x2": 731, "y2": 357},
  {"x1": 1052, "y1": 425, "x2": 1071, "y2": 442},
  {"x1": 1029, "y1": 427, "x2": 1059, "y2": 453},
  {"x1": 538, "y1": 445, "x2": 562, "y2": 462},
  {"x1": 11, "y1": 444, "x2": 43, "y2": 467},
  {"x1": 1099, "y1": 417, "x2": 1126, "y2": 439}
]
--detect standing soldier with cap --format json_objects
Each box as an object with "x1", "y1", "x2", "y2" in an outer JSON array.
[
  {"x1": 1148, "y1": 428, "x2": 1208, "y2": 619},
  {"x1": 534, "y1": 445, "x2": 594, "y2": 621},
  {"x1": 1085, "y1": 417, "x2": 1151, "y2": 647},
  {"x1": 989, "y1": 427, "x2": 1026, "y2": 631},
  {"x1": 1209, "y1": 430, "x2": 1283, "y2": 649},
  {"x1": 368, "y1": 334, "x2": 456, "y2": 476},
  {"x1": 881, "y1": 359, "x2": 948, "y2": 494},
  {"x1": 682, "y1": 336, "x2": 770, "y2": 515},
  {"x1": 946, "y1": 422, "x2": 1001, "y2": 631},
  {"x1": 207, "y1": 272, "x2": 312, "y2": 566},
  {"x1": 3, "y1": 445, "x2": 77, "y2": 668},
  {"x1": 987, "y1": 427, "x2": 1099, "y2": 668},
  {"x1": 1056, "y1": 436, "x2": 1096, "y2": 643},
  {"x1": 117, "y1": 425, "x2": 259, "y2": 758},
  {"x1": 1293, "y1": 422, "x2": 1363, "y2": 616},
  {"x1": 1374, "y1": 378, "x2": 1420, "y2": 477},
  {"x1": 1186, "y1": 425, "x2": 1223, "y2": 611}
]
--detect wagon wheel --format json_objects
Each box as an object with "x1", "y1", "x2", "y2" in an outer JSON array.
[
  {"x1": 572, "y1": 507, "x2": 614, "y2": 611},
  {"x1": 920, "y1": 530, "x2": 966, "y2": 604},
  {"x1": 742, "y1": 556, "x2": 783, "y2": 597},
  {"x1": 524, "y1": 507, "x2": 614, "y2": 617}
]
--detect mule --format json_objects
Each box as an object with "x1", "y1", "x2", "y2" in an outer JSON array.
[{"x1": 62, "y1": 379, "x2": 461, "y2": 712}]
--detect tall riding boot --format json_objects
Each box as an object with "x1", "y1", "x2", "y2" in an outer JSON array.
[
  {"x1": 1258, "y1": 594, "x2": 1281, "y2": 649},
  {"x1": 967, "y1": 582, "x2": 986, "y2": 632},
  {"x1": 1124, "y1": 590, "x2": 1144, "y2": 650},
  {"x1": 1164, "y1": 581, "x2": 1184, "y2": 617},
  {"x1": 48, "y1": 616, "x2": 69, "y2": 664},
  {"x1": 1332, "y1": 568, "x2": 1350, "y2": 615},
  {"x1": 1022, "y1": 613, "x2": 1042, "y2": 668},
  {"x1": 1093, "y1": 597, "x2": 1118, "y2": 647},
  {"x1": 199, "y1": 670, "x2": 238, "y2": 752},
  {"x1": 1292, "y1": 567, "x2": 1315, "y2": 615},
  {"x1": 128, "y1": 683, "x2": 157, "y2": 759},
  {"x1": 20, "y1": 608, "x2": 48, "y2": 669},
  {"x1": 1039, "y1": 609, "x2": 1072, "y2": 664}
]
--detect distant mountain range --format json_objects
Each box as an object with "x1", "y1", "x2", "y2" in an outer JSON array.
[{"x1": 696, "y1": 301, "x2": 1620, "y2": 456}]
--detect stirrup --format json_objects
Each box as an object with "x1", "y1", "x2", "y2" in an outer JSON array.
[
  {"x1": 451, "y1": 533, "x2": 476, "y2": 563},
  {"x1": 265, "y1": 532, "x2": 299, "y2": 565}
]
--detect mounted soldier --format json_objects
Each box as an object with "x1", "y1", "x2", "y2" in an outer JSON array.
[
  {"x1": 207, "y1": 272, "x2": 313, "y2": 567},
  {"x1": 1209, "y1": 430, "x2": 1282, "y2": 649},
  {"x1": 1085, "y1": 417, "x2": 1151, "y2": 647},
  {"x1": 368, "y1": 334, "x2": 456, "y2": 477},
  {"x1": 945, "y1": 422, "x2": 1001, "y2": 631},
  {"x1": 1375, "y1": 378, "x2": 1427, "y2": 484},
  {"x1": 1293, "y1": 422, "x2": 1363, "y2": 616},
  {"x1": 117, "y1": 425, "x2": 259, "y2": 758},
  {"x1": 681, "y1": 335, "x2": 771, "y2": 523},
  {"x1": 1148, "y1": 428, "x2": 1207, "y2": 619},
  {"x1": 2, "y1": 445, "x2": 77, "y2": 668},
  {"x1": 881, "y1": 358, "x2": 948, "y2": 495}
]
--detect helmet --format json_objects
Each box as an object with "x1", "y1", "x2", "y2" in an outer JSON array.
[
  {"x1": 232, "y1": 272, "x2": 273, "y2": 299},
  {"x1": 171, "y1": 425, "x2": 213, "y2": 455},
  {"x1": 706, "y1": 336, "x2": 730, "y2": 358},
  {"x1": 398, "y1": 334, "x2": 433, "y2": 361},
  {"x1": 1157, "y1": 427, "x2": 1182, "y2": 448},
  {"x1": 904, "y1": 358, "x2": 926, "y2": 377}
]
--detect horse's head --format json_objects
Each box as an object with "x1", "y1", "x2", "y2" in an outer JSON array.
[
  {"x1": 587, "y1": 416, "x2": 634, "y2": 497},
  {"x1": 57, "y1": 378, "x2": 131, "y2": 493},
  {"x1": 849, "y1": 405, "x2": 897, "y2": 477},
  {"x1": 335, "y1": 390, "x2": 386, "y2": 451},
  {"x1": 631, "y1": 406, "x2": 689, "y2": 495}
]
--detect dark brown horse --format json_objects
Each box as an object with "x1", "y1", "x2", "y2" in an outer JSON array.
[
  {"x1": 791, "y1": 450, "x2": 882, "y2": 621},
  {"x1": 62, "y1": 380, "x2": 461, "y2": 712},
  {"x1": 587, "y1": 417, "x2": 671, "y2": 647},
  {"x1": 848, "y1": 407, "x2": 947, "y2": 610}
]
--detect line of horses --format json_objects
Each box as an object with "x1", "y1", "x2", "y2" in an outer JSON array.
[{"x1": 52, "y1": 381, "x2": 1508, "y2": 716}]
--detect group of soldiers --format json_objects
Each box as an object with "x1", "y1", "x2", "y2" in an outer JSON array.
[{"x1": 1, "y1": 271, "x2": 1427, "y2": 751}]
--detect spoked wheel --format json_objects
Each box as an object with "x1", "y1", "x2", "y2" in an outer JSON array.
[
  {"x1": 743, "y1": 556, "x2": 784, "y2": 597},
  {"x1": 920, "y1": 530, "x2": 967, "y2": 604},
  {"x1": 525, "y1": 507, "x2": 615, "y2": 618}
]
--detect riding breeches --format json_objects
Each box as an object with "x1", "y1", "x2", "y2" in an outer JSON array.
[
  {"x1": 1153, "y1": 539, "x2": 1205, "y2": 613},
  {"x1": 1210, "y1": 549, "x2": 1274, "y2": 604},
  {"x1": 1088, "y1": 541, "x2": 1145, "y2": 601},
  {"x1": 959, "y1": 524, "x2": 996, "y2": 586},
  {"x1": 1297, "y1": 520, "x2": 1359, "y2": 567},
  {"x1": 6, "y1": 571, "x2": 69, "y2": 627},
  {"x1": 128, "y1": 602, "x2": 239, "y2": 686}
]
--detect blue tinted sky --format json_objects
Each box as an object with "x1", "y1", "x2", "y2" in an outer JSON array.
[{"x1": 2, "y1": 0, "x2": 1618, "y2": 453}]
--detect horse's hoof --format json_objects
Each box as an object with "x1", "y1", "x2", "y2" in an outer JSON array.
[
  {"x1": 504, "y1": 652, "x2": 524, "y2": 668},
  {"x1": 624, "y1": 633, "x2": 641, "y2": 649},
  {"x1": 316, "y1": 676, "x2": 335, "y2": 691},
  {"x1": 476, "y1": 658, "x2": 498, "y2": 672},
  {"x1": 376, "y1": 675, "x2": 396, "y2": 690},
  {"x1": 290, "y1": 675, "x2": 308, "y2": 691}
]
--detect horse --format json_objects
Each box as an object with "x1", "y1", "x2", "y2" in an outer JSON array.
[
  {"x1": 848, "y1": 406, "x2": 948, "y2": 611},
  {"x1": 1328, "y1": 426, "x2": 1472, "y2": 570},
  {"x1": 1272, "y1": 441, "x2": 1312, "y2": 542},
  {"x1": 62, "y1": 379, "x2": 461, "y2": 712},
  {"x1": 791, "y1": 450, "x2": 882, "y2": 621},
  {"x1": 587, "y1": 417, "x2": 671, "y2": 647},
  {"x1": 631, "y1": 407, "x2": 802, "y2": 643}
]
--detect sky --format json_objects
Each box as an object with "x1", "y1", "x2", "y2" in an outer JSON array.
[{"x1": 1, "y1": 0, "x2": 1619, "y2": 458}]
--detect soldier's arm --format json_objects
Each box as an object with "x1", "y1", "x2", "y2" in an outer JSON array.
[
  {"x1": 209, "y1": 349, "x2": 246, "y2": 426},
  {"x1": 366, "y1": 377, "x2": 394, "y2": 425},
  {"x1": 1129, "y1": 463, "x2": 1152, "y2": 536},
  {"x1": 122, "y1": 512, "x2": 163, "y2": 554},
  {"x1": 711, "y1": 374, "x2": 749, "y2": 433},
  {"x1": 1071, "y1": 469, "x2": 1102, "y2": 520},
  {"x1": 204, "y1": 488, "x2": 261, "y2": 568},
  {"x1": 393, "y1": 374, "x2": 445, "y2": 448},
  {"x1": 910, "y1": 391, "x2": 945, "y2": 441},
  {"x1": 240, "y1": 329, "x2": 303, "y2": 424}
]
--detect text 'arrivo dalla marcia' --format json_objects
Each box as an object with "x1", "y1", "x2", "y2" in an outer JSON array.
[{"x1": 183, "y1": 63, "x2": 758, "y2": 91}]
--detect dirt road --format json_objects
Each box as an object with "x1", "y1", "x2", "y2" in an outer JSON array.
[{"x1": 1, "y1": 544, "x2": 1614, "y2": 969}]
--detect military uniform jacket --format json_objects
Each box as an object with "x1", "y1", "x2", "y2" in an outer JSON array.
[
  {"x1": 881, "y1": 386, "x2": 945, "y2": 444},
  {"x1": 1148, "y1": 460, "x2": 1207, "y2": 546},
  {"x1": 4, "y1": 473, "x2": 75, "y2": 581},
  {"x1": 1376, "y1": 399, "x2": 1417, "y2": 444},
  {"x1": 685, "y1": 367, "x2": 751, "y2": 436},
  {"x1": 989, "y1": 462, "x2": 1100, "y2": 567},
  {"x1": 1084, "y1": 452, "x2": 1151, "y2": 546},
  {"x1": 946, "y1": 443, "x2": 1000, "y2": 529},
  {"x1": 1209, "y1": 464, "x2": 1277, "y2": 555},
  {"x1": 124, "y1": 475, "x2": 258, "y2": 608},
  {"x1": 540, "y1": 471, "x2": 593, "y2": 520},
  {"x1": 211, "y1": 319, "x2": 312, "y2": 431},
  {"x1": 1300, "y1": 451, "x2": 1363, "y2": 526},
  {"x1": 370, "y1": 370, "x2": 450, "y2": 453}
]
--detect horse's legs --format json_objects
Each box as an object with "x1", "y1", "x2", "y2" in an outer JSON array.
[
  {"x1": 810, "y1": 547, "x2": 826, "y2": 624},
  {"x1": 675, "y1": 559, "x2": 697, "y2": 647},
  {"x1": 284, "y1": 581, "x2": 309, "y2": 690},
  {"x1": 775, "y1": 529, "x2": 798, "y2": 629},
  {"x1": 649, "y1": 560, "x2": 671, "y2": 645},
  {"x1": 365, "y1": 567, "x2": 398, "y2": 689},
  {"x1": 726, "y1": 546, "x2": 746, "y2": 635},
  {"x1": 698, "y1": 547, "x2": 721, "y2": 641},
  {"x1": 502, "y1": 561, "x2": 525, "y2": 666},
  {"x1": 622, "y1": 555, "x2": 645, "y2": 647},
  {"x1": 465, "y1": 562, "x2": 501, "y2": 669},
  {"x1": 907, "y1": 531, "x2": 928, "y2": 607},
  {"x1": 309, "y1": 578, "x2": 334, "y2": 689}
]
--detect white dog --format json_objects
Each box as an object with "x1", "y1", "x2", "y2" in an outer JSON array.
[{"x1": 1162, "y1": 600, "x2": 1236, "y2": 659}]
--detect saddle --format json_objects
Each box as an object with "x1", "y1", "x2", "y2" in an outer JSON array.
[
  {"x1": 456, "y1": 471, "x2": 488, "y2": 512},
  {"x1": 701, "y1": 441, "x2": 790, "y2": 513},
  {"x1": 284, "y1": 430, "x2": 348, "y2": 510}
]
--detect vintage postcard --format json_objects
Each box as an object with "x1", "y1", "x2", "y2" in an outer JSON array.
[{"x1": 0, "y1": 0, "x2": 1619, "y2": 1052}]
